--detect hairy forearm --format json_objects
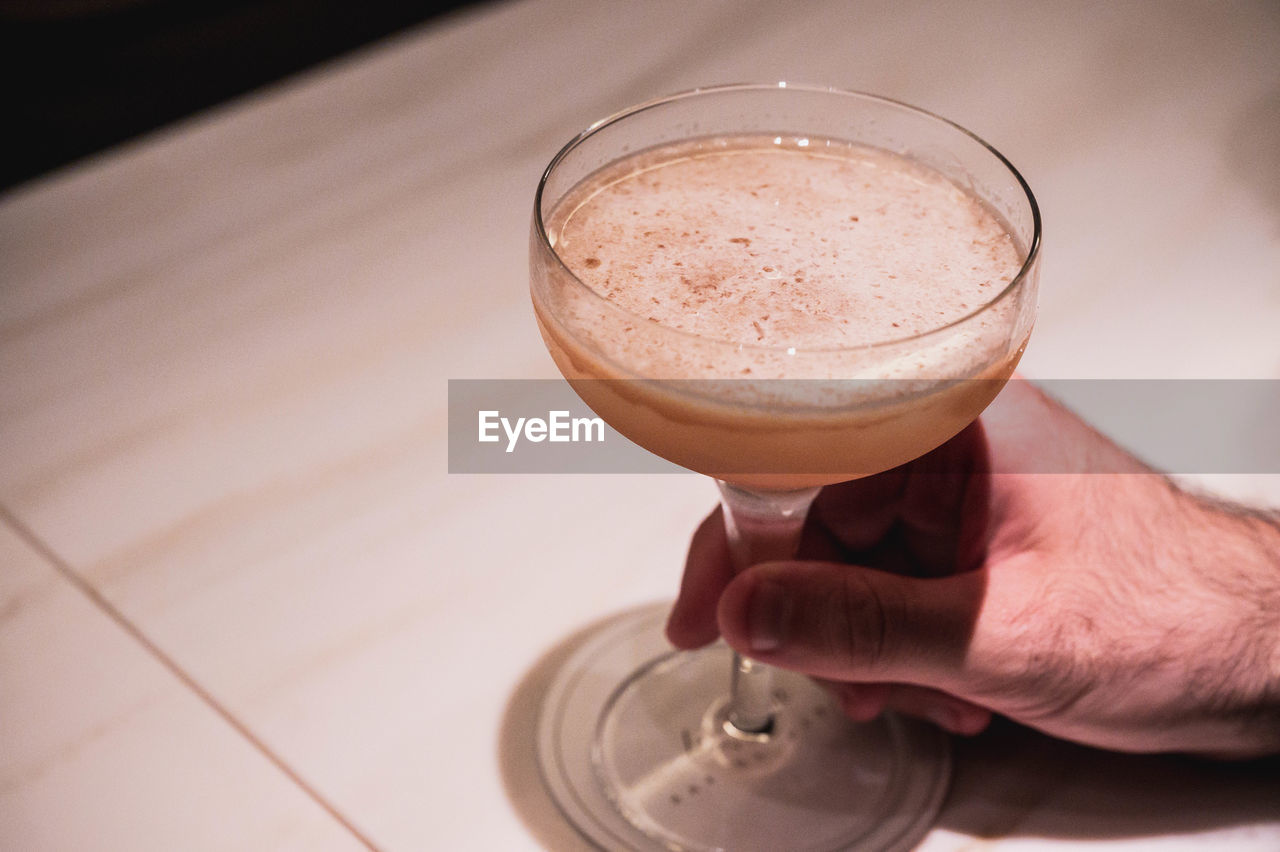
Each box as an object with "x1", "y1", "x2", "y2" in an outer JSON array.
[
  {"x1": 1176, "y1": 485, "x2": 1280, "y2": 756},
  {"x1": 986, "y1": 472, "x2": 1280, "y2": 757}
]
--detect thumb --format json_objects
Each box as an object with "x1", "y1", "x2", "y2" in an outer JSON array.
[{"x1": 717, "y1": 560, "x2": 988, "y2": 689}]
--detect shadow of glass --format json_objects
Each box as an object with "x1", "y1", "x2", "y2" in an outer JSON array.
[
  {"x1": 940, "y1": 716, "x2": 1280, "y2": 841},
  {"x1": 500, "y1": 603, "x2": 1279, "y2": 849},
  {"x1": 496, "y1": 606, "x2": 643, "y2": 852}
]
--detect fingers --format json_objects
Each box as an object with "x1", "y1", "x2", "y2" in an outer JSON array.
[
  {"x1": 665, "y1": 507, "x2": 733, "y2": 649},
  {"x1": 668, "y1": 500, "x2": 851, "y2": 649},
  {"x1": 819, "y1": 680, "x2": 993, "y2": 735},
  {"x1": 899, "y1": 421, "x2": 990, "y2": 575},
  {"x1": 813, "y1": 678, "x2": 891, "y2": 721},
  {"x1": 812, "y1": 421, "x2": 990, "y2": 577},
  {"x1": 811, "y1": 467, "x2": 906, "y2": 553},
  {"x1": 716, "y1": 560, "x2": 988, "y2": 687},
  {"x1": 680, "y1": 521, "x2": 998, "y2": 731}
]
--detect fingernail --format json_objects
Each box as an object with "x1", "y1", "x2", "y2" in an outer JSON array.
[{"x1": 747, "y1": 580, "x2": 790, "y2": 652}]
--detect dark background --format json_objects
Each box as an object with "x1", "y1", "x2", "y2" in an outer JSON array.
[{"x1": 0, "y1": 0, "x2": 483, "y2": 192}]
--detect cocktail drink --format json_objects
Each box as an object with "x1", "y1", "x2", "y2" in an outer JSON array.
[
  {"x1": 536, "y1": 136, "x2": 1029, "y2": 488},
  {"x1": 530, "y1": 85, "x2": 1039, "y2": 852}
]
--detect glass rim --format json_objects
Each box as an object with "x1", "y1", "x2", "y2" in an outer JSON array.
[{"x1": 532, "y1": 81, "x2": 1042, "y2": 355}]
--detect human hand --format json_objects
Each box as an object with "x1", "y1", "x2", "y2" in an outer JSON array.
[{"x1": 666, "y1": 380, "x2": 1280, "y2": 758}]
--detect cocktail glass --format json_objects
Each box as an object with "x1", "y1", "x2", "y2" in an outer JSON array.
[{"x1": 529, "y1": 83, "x2": 1040, "y2": 852}]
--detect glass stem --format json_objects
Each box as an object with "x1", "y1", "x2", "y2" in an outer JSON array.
[{"x1": 716, "y1": 480, "x2": 820, "y2": 735}]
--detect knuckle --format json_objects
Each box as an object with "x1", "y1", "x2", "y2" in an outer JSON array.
[{"x1": 831, "y1": 572, "x2": 894, "y2": 675}]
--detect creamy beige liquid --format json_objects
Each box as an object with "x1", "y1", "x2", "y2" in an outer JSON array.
[{"x1": 533, "y1": 135, "x2": 1029, "y2": 487}]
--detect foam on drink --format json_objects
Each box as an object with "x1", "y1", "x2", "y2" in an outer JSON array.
[{"x1": 543, "y1": 136, "x2": 1022, "y2": 378}]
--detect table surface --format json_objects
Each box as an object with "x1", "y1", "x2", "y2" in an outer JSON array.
[{"x1": 2, "y1": 1, "x2": 1279, "y2": 849}]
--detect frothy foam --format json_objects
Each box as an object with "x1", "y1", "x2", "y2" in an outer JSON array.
[{"x1": 547, "y1": 136, "x2": 1021, "y2": 364}]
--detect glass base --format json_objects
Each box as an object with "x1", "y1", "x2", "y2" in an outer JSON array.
[{"x1": 537, "y1": 602, "x2": 950, "y2": 851}]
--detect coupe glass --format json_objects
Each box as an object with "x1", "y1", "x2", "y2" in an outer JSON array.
[{"x1": 529, "y1": 84, "x2": 1040, "y2": 851}]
